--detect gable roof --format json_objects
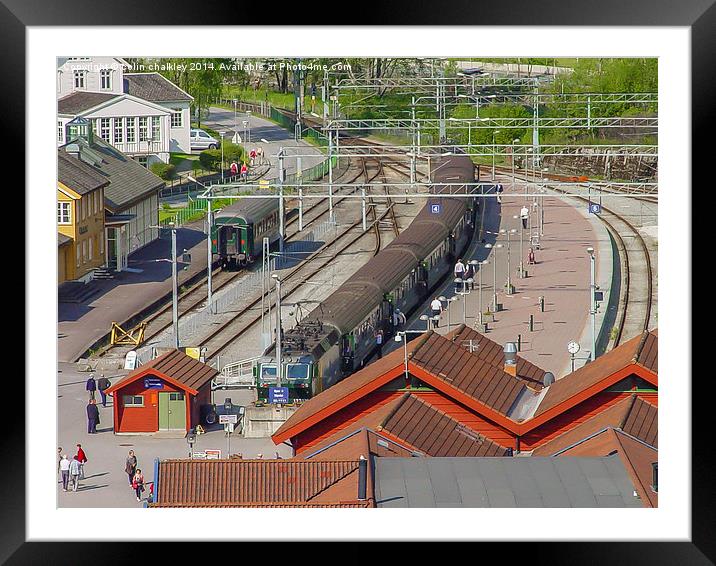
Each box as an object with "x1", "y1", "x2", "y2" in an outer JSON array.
[
  {"x1": 58, "y1": 91, "x2": 119, "y2": 115},
  {"x1": 532, "y1": 394, "x2": 657, "y2": 456},
  {"x1": 447, "y1": 325, "x2": 547, "y2": 389},
  {"x1": 59, "y1": 137, "x2": 165, "y2": 212},
  {"x1": 150, "y1": 459, "x2": 371, "y2": 508},
  {"x1": 58, "y1": 233, "x2": 72, "y2": 248},
  {"x1": 58, "y1": 148, "x2": 110, "y2": 195},
  {"x1": 105, "y1": 349, "x2": 218, "y2": 396},
  {"x1": 554, "y1": 428, "x2": 657, "y2": 507},
  {"x1": 123, "y1": 73, "x2": 193, "y2": 102},
  {"x1": 533, "y1": 329, "x2": 658, "y2": 419}
]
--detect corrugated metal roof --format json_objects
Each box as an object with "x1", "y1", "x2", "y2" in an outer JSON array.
[
  {"x1": 106, "y1": 349, "x2": 218, "y2": 394},
  {"x1": 374, "y1": 455, "x2": 645, "y2": 508},
  {"x1": 58, "y1": 91, "x2": 119, "y2": 114},
  {"x1": 123, "y1": 73, "x2": 193, "y2": 102},
  {"x1": 153, "y1": 459, "x2": 365, "y2": 507},
  {"x1": 534, "y1": 330, "x2": 657, "y2": 417}
]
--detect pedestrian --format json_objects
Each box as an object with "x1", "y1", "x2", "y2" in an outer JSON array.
[
  {"x1": 59, "y1": 455, "x2": 70, "y2": 491},
  {"x1": 430, "y1": 297, "x2": 443, "y2": 328},
  {"x1": 86, "y1": 399, "x2": 100, "y2": 434},
  {"x1": 453, "y1": 258, "x2": 466, "y2": 280},
  {"x1": 230, "y1": 161, "x2": 238, "y2": 176},
  {"x1": 97, "y1": 374, "x2": 111, "y2": 407},
  {"x1": 250, "y1": 148, "x2": 257, "y2": 167},
  {"x1": 76, "y1": 444, "x2": 87, "y2": 479},
  {"x1": 57, "y1": 447, "x2": 63, "y2": 481},
  {"x1": 496, "y1": 183, "x2": 504, "y2": 203},
  {"x1": 392, "y1": 308, "x2": 406, "y2": 328},
  {"x1": 132, "y1": 469, "x2": 145, "y2": 502},
  {"x1": 375, "y1": 329, "x2": 384, "y2": 358},
  {"x1": 69, "y1": 456, "x2": 81, "y2": 492},
  {"x1": 125, "y1": 450, "x2": 137, "y2": 487},
  {"x1": 528, "y1": 247, "x2": 536, "y2": 265},
  {"x1": 520, "y1": 205, "x2": 529, "y2": 229},
  {"x1": 240, "y1": 162, "x2": 248, "y2": 179},
  {"x1": 86, "y1": 374, "x2": 97, "y2": 402},
  {"x1": 256, "y1": 146, "x2": 264, "y2": 165},
  {"x1": 464, "y1": 262, "x2": 475, "y2": 290}
]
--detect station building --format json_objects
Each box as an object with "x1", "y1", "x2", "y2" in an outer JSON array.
[{"x1": 105, "y1": 350, "x2": 217, "y2": 434}]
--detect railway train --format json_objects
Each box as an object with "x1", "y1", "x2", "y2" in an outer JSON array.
[
  {"x1": 256, "y1": 152, "x2": 479, "y2": 402},
  {"x1": 211, "y1": 194, "x2": 281, "y2": 268}
]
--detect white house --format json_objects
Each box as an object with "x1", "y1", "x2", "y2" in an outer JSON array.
[{"x1": 57, "y1": 58, "x2": 194, "y2": 162}]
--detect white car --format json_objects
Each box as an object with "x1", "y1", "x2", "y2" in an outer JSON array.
[{"x1": 190, "y1": 128, "x2": 220, "y2": 150}]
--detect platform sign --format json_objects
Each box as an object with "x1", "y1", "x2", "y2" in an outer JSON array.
[
  {"x1": 205, "y1": 449, "x2": 221, "y2": 459},
  {"x1": 268, "y1": 387, "x2": 289, "y2": 404},
  {"x1": 588, "y1": 203, "x2": 601, "y2": 214},
  {"x1": 124, "y1": 350, "x2": 138, "y2": 370},
  {"x1": 143, "y1": 377, "x2": 163, "y2": 389},
  {"x1": 219, "y1": 414, "x2": 238, "y2": 424},
  {"x1": 258, "y1": 179, "x2": 270, "y2": 188},
  {"x1": 430, "y1": 203, "x2": 441, "y2": 214},
  {"x1": 184, "y1": 347, "x2": 201, "y2": 360}
]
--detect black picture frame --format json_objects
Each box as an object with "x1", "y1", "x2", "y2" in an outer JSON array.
[{"x1": 11, "y1": 1, "x2": 704, "y2": 562}]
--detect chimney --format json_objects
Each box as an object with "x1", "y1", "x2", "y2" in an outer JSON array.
[
  {"x1": 503, "y1": 342, "x2": 517, "y2": 376},
  {"x1": 357, "y1": 455, "x2": 367, "y2": 501}
]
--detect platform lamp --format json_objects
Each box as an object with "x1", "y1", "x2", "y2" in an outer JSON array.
[
  {"x1": 587, "y1": 247, "x2": 596, "y2": 361},
  {"x1": 187, "y1": 428, "x2": 197, "y2": 459},
  {"x1": 419, "y1": 314, "x2": 430, "y2": 331}
]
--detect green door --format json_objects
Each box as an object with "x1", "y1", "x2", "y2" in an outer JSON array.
[{"x1": 158, "y1": 392, "x2": 187, "y2": 430}]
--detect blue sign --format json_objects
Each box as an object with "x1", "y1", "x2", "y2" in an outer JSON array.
[
  {"x1": 143, "y1": 377, "x2": 163, "y2": 389},
  {"x1": 268, "y1": 387, "x2": 289, "y2": 404},
  {"x1": 430, "y1": 203, "x2": 441, "y2": 214},
  {"x1": 588, "y1": 203, "x2": 601, "y2": 214}
]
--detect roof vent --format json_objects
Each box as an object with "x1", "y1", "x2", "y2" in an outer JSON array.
[
  {"x1": 543, "y1": 372, "x2": 555, "y2": 386},
  {"x1": 65, "y1": 143, "x2": 81, "y2": 157},
  {"x1": 503, "y1": 342, "x2": 517, "y2": 376}
]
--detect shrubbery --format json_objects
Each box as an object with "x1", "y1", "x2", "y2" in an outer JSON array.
[
  {"x1": 149, "y1": 162, "x2": 177, "y2": 181},
  {"x1": 199, "y1": 142, "x2": 245, "y2": 171}
]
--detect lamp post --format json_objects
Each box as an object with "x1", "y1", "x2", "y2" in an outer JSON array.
[
  {"x1": 513, "y1": 214, "x2": 525, "y2": 278},
  {"x1": 492, "y1": 130, "x2": 500, "y2": 181},
  {"x1": 242, "y1": 120, "x2": 248, "y2": 146},
  {"x1": 394, "y1": 329, "x2": 429, "y2": 386},
  {"x1": 246, "y1": 111, "x2": 252, "y2": 143},
  {"x1": 170, "y1": 223, "x2": 179, "y2": 348},
  {"x1": 187, "y1": 428, "x2": 197, "y2": 459},
  {"x1": 219, "y1": 130, "x2": 226, "y2": 182},
  {"x1": 438, "y1": 295, "x2": 458, "y2": 332},
  {"x1": 233, "y1": 99, "x2": 237, "y2": 138},
  {"x1": 419, "y1": 314, "x2": 430, "y2": 332},
  {"x1": 587, "y1": 247, "x2": 596, "y2": 361},
  {"x1": 501, "y1": 228, "x2": 517, "y2": 294},
  {"x1": 188, "y1": 175, "x2": 213, "y2": 313},
  {"x1": 511, "y1": 138, "x2": 520, "y2": 193},
  {"x1": 454, "y1": 277, "x2": 473, "y2": 324},
  {"x1": 478, "y1": 259, "x2": 488, "y2": 324},
  {"x1": 271, "y1": 273, "x2": 283, "y2": 387}
]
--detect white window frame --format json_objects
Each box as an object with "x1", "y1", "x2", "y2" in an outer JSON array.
[
  {"x1": 73, "y1": 70, "x2": 86, "y2": 89},
  {"x1": 99, "y1": 118, "x2": 111, "y2": 141},
  {"x1": 126, "y1": 117, "x2": 136, "y2": 143},
  {"x1": 152, "y1": 116, "x2": 161, "y2": 142},
  {"x1": 122, "y1": 395, "x2": 144, "y2": 407},
  {"x1": 113, "y1": 117, "x2": 124, "y2": 144},
  {"x1": 139, "y1": 117, "x2": 148, "y2": 142},
  {"x1": 58, "y1": 121, "x2": 64, "y2": 143},
  {"x1": 100, "y1": 69, "x2": 112, "y2": 90},
  {"x1": 171, "y1": 110, "x2": 182, "y2": 128},
  {"x1": 58, "y1": 202, "x2": 71, "y2": 224}
]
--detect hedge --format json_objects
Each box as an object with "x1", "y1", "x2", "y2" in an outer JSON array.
[
  {"x1": 199, "y1": 142, "x2": 245, "y2": 171},
  {"x1": 149, "y1": 162, "x2": 177, "y2": 181}
]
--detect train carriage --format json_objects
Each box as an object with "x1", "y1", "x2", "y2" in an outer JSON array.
[{"x1": 212, "y1": 195, "x2": 280, "y2": 268}]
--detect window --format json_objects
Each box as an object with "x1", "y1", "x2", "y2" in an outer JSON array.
[
  {"x1": 58, "y1": 202, "x2": 71, "y2": 224},
  {"x1": 123, "y1": 395, "x2": 144, "y2": 407},
  {"x1": 99, "y1": 231, "x2": 104, "y2": 255},
  {"x1": 113, "y1": 117, "x2": 123, "y2": 144},
  {"x1": 135, "y1": 156, "x2": 148, "y2": 168},
  {"x1": 58, "y1": 121, "x2": 63, "y2": 143},
  {"x1": 89, "y1": 237, "x2": 93, "y2": 260},
  {"x1": 73, "y1": 70, "x2": 86, "y2": 89},
  {"x1": 82, "y1": 239, "x2": 87, "y2": 263},
  {"x1": 76, "y1": 245, "x2": 81, "y2": 267},
  {"x1": 152, "y1": 117, "x2": 161, "y2": 142},
  {"x1": 100, "y1": 69, "x2": 111, "y2": 90},
  {"x1": 99, "y1": 118, "x2": 111, "y2": 141},
  {"x1": 171, "y1": 110, "x2": 182, "y2": 128},
  {"x1": 169, "y1": 392, "x2": 184, "y2": 401},
  {"x1": 126, "y1": 117, "x2": 136, "y2": 143},
  {"x1": 139, "y1": 117, "x2": 148, "y2": 141}
]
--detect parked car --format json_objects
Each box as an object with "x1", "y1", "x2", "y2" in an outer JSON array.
[{"x1": 190, "y1": 128, "x2": 220, "y2": 150}]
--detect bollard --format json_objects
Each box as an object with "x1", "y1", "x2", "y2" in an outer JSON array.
[
  {"x1": 517, "y1": 334, "x2": 522, "y2": 351},
  {"x1": 529, "y1": 314, "x2": 534, "y2": 332},
  {"x1": 539, "y1": 296, "x2": 545, "y2": 312}
]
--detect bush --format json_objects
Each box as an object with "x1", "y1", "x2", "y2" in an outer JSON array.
[
  {"x1": 199, "y1": 143, "x2": 245, "y2": 171},
  {"x1": 149, "y1": 162, "x2": 176, "y2": 181}
]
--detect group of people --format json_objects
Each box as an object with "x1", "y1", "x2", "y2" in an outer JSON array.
[
  {"x1": 85, "y1": 374, "x2": 111, "y2": 434},
  {"x1": 229, "y1": 160, "x2": 249, "y2": 178},
  {"x1": 125, "y1": 450, "x2": 146, "y2": 502},
  {"x1": 57, "y1": 444, "x2": 87, "y2": 492}
]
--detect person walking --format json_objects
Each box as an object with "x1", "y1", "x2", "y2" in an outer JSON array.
[
  {"x1": 229, "y1": 161, "x2": 238, "y2": 176},
  {"x1": 97, "y1": 374, "x2": 111, "y2": 407},
  {"x1": 430, "y1": 297, "x2": 443, "y2": 328},
  {"x1": 132, "y1": 469, "x2": 145, "y2": 502},
  {"x1": 453, "y1": 258, "x2": 466, "y2": 280},
  {"x1": 464, "y1": 261, "x2": 475, "y2": 290},
  {"x1": 76, "y1": 444, "x2": 87, "y2": 479},
  {"x1": 125, "y1": 450, "x2": 137, "y2": 487},
  {"x1": 250, "y1": 149, "x2": 257, "y2": 167},
  {"x1": 496, "y1": 183, "x2": 504, "y2": 204},
  {"x1": 86, "y1": 399, "x2": 100, "y2": 434},
  {"x1": 69, "y1": 456, "x2": 82, "y2": 492},
  {"x1": 374, "y1": 329, "x2": 384, "y2": 359},
  {"x1": 85, "y1": 374, "x2": 97, "y2": 402},
  {"x1": 59, "y1": 455, "x2": 70, "y2": 492},
  {"x1": 528, "y1": 247, "x2": 536, "y2": 265},
  {"x1": 520, "y1": 205, "x2": 529, "y2": 230},
  {"x1": 240, "y1": 162, "x2": 248, "y2": 180},
  {"x1": 57, "y1": 447, "x2": 63, "y2": 483}
]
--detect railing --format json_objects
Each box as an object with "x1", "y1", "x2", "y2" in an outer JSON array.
[
  {"x1": 212, "y1": 356, "x2": 259, "y2": 389},
  {"x1": 118, "y1": 140, "x2": 168, "y2": 154}
]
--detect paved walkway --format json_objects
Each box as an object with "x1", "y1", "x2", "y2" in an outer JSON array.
[{"x1": 388, "y1": 175, "x2": 613, "y2": 379}]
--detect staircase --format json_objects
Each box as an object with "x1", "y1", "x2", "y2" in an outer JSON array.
[
  {"x1": 58, "y1": 281, "x2": 101, "y2": 304},
  {"x1": 92, "y1": 268, "x2": 115, "y2": 280}
]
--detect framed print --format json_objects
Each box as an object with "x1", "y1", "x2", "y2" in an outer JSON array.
[{"x1": 8, "y1": 0, "x2": 707, "y2": 562}]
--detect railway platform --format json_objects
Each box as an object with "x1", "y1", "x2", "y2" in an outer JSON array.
[{"x1": 389, "y1": 175, "x2": 615, "y2": 379}]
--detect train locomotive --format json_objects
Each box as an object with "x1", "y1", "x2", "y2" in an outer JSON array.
[
  {"x1": 256, "y1": 153, "x2": 479, "y2": 401},
  {"x1": 211, "y1": 193, "x2": 281, "y2": 269}
]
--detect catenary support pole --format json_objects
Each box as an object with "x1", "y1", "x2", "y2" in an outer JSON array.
[
  {"x1": 171, "y1": 227, "x2": 179, "y2": 349},
  {"x1": 206, "y1": 187, "x2": 213, "y2": 313}
]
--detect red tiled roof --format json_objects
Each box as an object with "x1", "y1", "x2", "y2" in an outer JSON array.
[
  {"x1": 153, "y1": 459, "x2": 369, "y2": 507},
  {"x1": 531, "y1": 394, "x2": 657, "y2": 456},
  {"x1": 556, "y1": 428, "x2": 657, "y2": 507},
  {"x1": 106, "y1": 350, "x2": 218, "y2": 395},
  {"x1": 534, "y1": 329, "x2": 657, "y2": 418}
]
